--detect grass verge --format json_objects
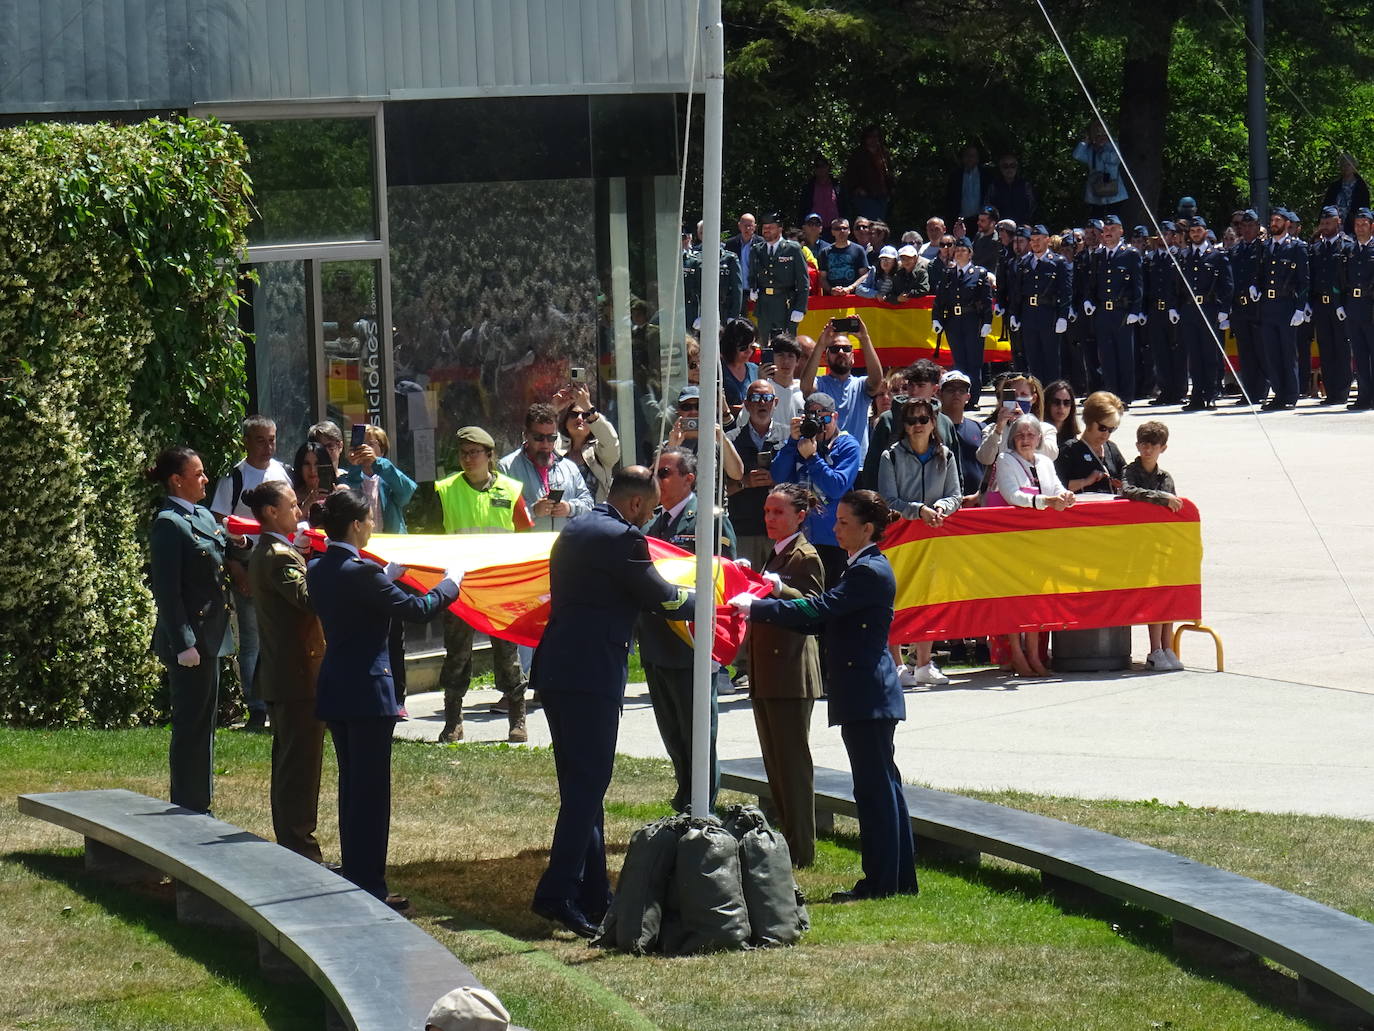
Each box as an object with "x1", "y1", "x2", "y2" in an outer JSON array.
[{"x1": 2, "y1": 727, "x2": 1365, "y2": 1030}]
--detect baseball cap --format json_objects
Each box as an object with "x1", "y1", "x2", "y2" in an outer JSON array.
[
  {"x1": 897, "y1": 244, "x2": 919, "y2": 258},
  {"x1": 940, "y1": 369, "x2": 972, "y2": 388},
  {"x1": 425, "y1": 987, "x2": 510, "y2": 1031},
  {"x1": 677, "y1": 385, "x2": 701, "y2": 403},
  {"x1": 804, "y1": 212, "x2": 823, "y2": 224},
  {"x1": 878, "y1": 245, "x2": 899, "y2": 260}
]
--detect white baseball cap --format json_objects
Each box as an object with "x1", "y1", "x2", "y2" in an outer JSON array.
[
  {"x1": 940, "y1": 370, "x2": 972, "y2": 388},
  {"x1": 425, "y1": 987, "x2": 511, "y2": 1031},
  {"x1": 878, "y1": 245, "x2": 899, "y2": 260}
]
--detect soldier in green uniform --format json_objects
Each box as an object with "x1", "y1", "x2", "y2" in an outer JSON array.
[{"x1": 750, "y1": 211, "x2": 811, "y2": 342}]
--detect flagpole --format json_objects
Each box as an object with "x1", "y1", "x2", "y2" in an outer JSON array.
[{"x1": 690, "y1": 0, "x2": 724, "y2": 819}]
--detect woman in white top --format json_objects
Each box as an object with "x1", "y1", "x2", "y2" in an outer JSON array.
[
  {"x1": 991, "y1": 415, "x2": 1075, "y2": 677},
  {"x1": 978, "y1": 374, "x2": 1057, "y2": 505},
  {"x1": 557, "y1": 383, "x2": 621, "y2": 505}
]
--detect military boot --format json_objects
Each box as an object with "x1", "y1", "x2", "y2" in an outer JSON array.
[
  {"x1": 507, "y1": 689, "x2": 528, "y2": 743},
  {"x1": 437, "y1": 694, "x2": 463, "y2": 743}
]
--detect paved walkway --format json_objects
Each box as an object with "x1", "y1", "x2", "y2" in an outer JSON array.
[{"x1": 396, "y1": 402, "x2": 1374, "y2": 819}]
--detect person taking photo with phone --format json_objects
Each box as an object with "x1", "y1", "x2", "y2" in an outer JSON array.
[
  {"x1": 500, "y1": 403, "x2": 593, "y2": 532},
  {"x1": 799, "y1": 315, "x2": 885, "y2": 459}
]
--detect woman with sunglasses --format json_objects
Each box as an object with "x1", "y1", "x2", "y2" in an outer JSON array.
[
  {"x1": 878, "y1": 396, "x2": 962, "y2": 686},
  {"x1": 558, "y1": 382, "x2": 621, "y2": 505},
  {"x1": 1055, "y1": 390, "x2": 1126, "y2": 494},
  {"x1": 1043, "y1": 379, "x2": 1081, "y2": 448}
]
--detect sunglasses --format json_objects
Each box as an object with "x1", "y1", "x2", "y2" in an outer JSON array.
[
  {"x1": 1097, "y1": 422, "x2": 1119, "y2": 434},
  {"x1": 903, "y1": 415, "x2": 933, "y2": 426},
  {"x1": 827, "y1": 344, "x2": 852, "y2": 353},
  {"x1": 805, "y1": 411, "x2": 835, "y2": 424},
  {"x1": 1051, "y1": 397, "x2": 1073, "y2": 407},
  {"x1": 939, "y1": 242, "x2": 954, "y2": 248},
  {"x1": 569, "y1": 409, "x2": 592, "y2": 419},
  {"x1": 832, "y1": 226, "x2": 850, "y2": 232},
  {"x1": 528, "y1": 432, "x2": 559, "y2": 443},
  {"x1": 746, "y1": 393, "x2": 776, "y2": 404},
  {"x1": 656, "y1": 467, "x2": 677, "y2": 479}
]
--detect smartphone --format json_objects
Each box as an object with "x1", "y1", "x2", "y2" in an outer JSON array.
[
  {"x1": 759, "y1": 347, "x2": 775, "y2": 365},
  {"x1": 546, "y1": 488, "x2": 565, "y2": 504},
  {"x1": 756, "y1": 448, "x2": 775, "y2": 466},
  {"x1": 831, "y1": 316, "x2": 861, "y2": 333},
  {"x1": 1002, "y1": 399, "x2": 1019, "y2": 411},
  {"x1": 570, "y1": 367, "x2": 586, "y2": 383},
  {"x1": 350, "y1": 422, "x2": 368, "y2": 448},
  {"x1": 684, "y1": 417, "x2": 699, "y2": 432},
  {"x1": 318, "y1": 463, "x2": 336, "y2": 491}
]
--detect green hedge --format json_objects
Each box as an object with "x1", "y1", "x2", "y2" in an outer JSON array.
[{"x1": 0, "y1": 118, "x2": 252, "y2": 726}]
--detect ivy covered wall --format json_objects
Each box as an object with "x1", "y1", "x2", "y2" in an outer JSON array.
[{"x1": 0, "y1": 118, "x2": 252, "y2": 725}]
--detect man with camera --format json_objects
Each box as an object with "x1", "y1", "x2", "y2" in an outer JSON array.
[
  {"x1": 769, "y1": 391, "x2": 862, "y2": 589},
  {"x1": 799, "y1": 315, "x2": 884, "y2": 459}
]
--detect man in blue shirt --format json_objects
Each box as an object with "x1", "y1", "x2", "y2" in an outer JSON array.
[
  {"x1": 820, "y1": 219, "x2": 869, "y2": 295},
  {"x1": 800, "y1": 314, "x2": 885, "y2": 458}
]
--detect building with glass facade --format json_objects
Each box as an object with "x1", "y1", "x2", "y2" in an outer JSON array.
[{"x1": 1, "y1": 0, "x2": 700, "y2": 492}]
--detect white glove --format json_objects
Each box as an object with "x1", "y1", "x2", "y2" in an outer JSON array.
[
  {"x1": 762, "y1": 571, "x2": 784, "y2": 597},
  {"x1": 176, "y1": 646, "x2": 201, "y2": 668},
  {"x1": 1054, "y1": 317, "x2": 1068, "y2": 334},
  {"x1": 789, "y1": 310, "x2": 805, "y2": 323},
  {"x1": 980, "y1": 324, "x2": 992, "y2": 338},
  {"x1": 1168, "y1": 309, "x2": 1180, "y2": 325},
  {"x1": 931, "y1": 319, "x2": 943, "y2": 335},
  {"x1": 1289, "y1": 310, "x2": 1306, "y2": 328},
  {"x1": 1248, "y1": 285, "x2": 1260, "y2": 302},
  {"x1": 1303, "y1": 304, "x2": 1313, "y2": 323},
  {"x1": 1009, "y1": 316, "x2": 1021, "y2": 332},
  {"x1": 1083, "y1": 300, "x2": 1096, "y2": 316},
  {"x1": 383, "y1": 561, "x2": 406, "y2": 581},
  {"x1": 692, "y1": 317, "x2": 702, "y2": 331},
  {"x1": 727, "y1": 592, "x2": 756, "y2": 614},
  {"x1": 1337, "y1": 306, "x2": 1347, "y2": 322},
  {"x1": 734, "y1": 557, "x2": 751, "y2": 570},
  {"x1": 442, "y1": 568, "x2": 466, "y2": 590},
  {"x1": 1126, "y1": 313, "x2": 1141, "y2": 325},
  {"x1": 1216, "y1": 310, "x2": 1229, "y2": 326},
  {"x1": 749, "y1": 290, "x2": 759, "y2": 302},
  {"x1": 1219, "y1": 315, "x2": 1231, "y2": 331}
]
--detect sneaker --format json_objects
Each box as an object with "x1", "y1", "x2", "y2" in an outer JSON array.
[
  {"x1": 897, "y1": 664, "x2": 919, "y2": 688},
  {"x1": 912, "y1": 663, "x2": 950, "y2": 686},
  {"x1": 1164, "y1": 648, "x2": 1184, "y2": 670},
  {"x1": 1146, "y1": 649, "x2": 1172, "y2": 670}
]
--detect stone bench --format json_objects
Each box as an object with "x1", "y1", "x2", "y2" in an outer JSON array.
[
  {"x1": 18, "y1": 789, "x2": 493, "y2": 1031},
  {"x1": 720, "y1": 757, "x2": 1374, "y2": 1026}
]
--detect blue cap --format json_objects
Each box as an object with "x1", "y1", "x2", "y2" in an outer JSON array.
[
  {"x1": 953, "y1": 236, "x2": 973, "y2": 250},
  {"x1": 1355, "y1": 208, "x2": 1374, "y2": 221},
  {"x1": 1240, "y1": 209, "x2": 1259, "y2": 222},
  {"x1": 1186, "y1": 216, "x2": 1208, "y2": 230},
  {"x1": 1274, "y1": 207, "x2": 1295, "y2": 222},
  {"x1": 1321, "y1": 205, "x2": 1342, "y2": 220},
  {"x1": 1161, "y1": 220, "x2": 1178, "y2": 232},
  {"x1": 1087, "y1": 218, "x2": 1105, "y2": 231},
  {"x1": 1030, "y1": 224, "x2": 1049, "y2": 236},
  {"x1": 1015, "y1": 225, "x2": 1032, "y2": 240},
  {"x1": 1103, "y1": 214, "x2": 1123, "y2": 227},
  {"x1": 1132, "y1": 225, "x2": 1149, "y2": 237},
  {"x1": 677, "y1": 385, "x2": 700, "y2": 402},
  {"x1": 804, "y1": 212, "x2": 823, "y2": 224},
  {"x1": 1178, "y1": 196, "x2": 1198, "y2": 209}
]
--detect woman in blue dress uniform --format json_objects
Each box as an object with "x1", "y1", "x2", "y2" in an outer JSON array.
[
  {"x1": 146, "y1": 445, "x2": 235, "y2": 814},
  {"x1": 731, "y1": 488, "x2": 917, "y2": 901}
]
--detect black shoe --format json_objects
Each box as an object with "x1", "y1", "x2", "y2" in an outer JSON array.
[
  {"x1": 1318, "y1": 397, "x2": 1340, "y2": 406},
  {"x1": 1204, "y1": 400, "x2": 1217, "y2": 410},
  {"x1": 531, "y1": 899, "x2": 598, "y2": 939},
  {"x1": 244, "y1": 710, "x2": 267, "y2": 732},
  {"x1": 1232, "y1": 397, "x2": 1255, "y2": 407},
  {"x1": 1348, "y1": 400, "x2": 1372, "y2": 411},
  {"x1": 830, "y1": 888, "x2": 871, "y2": 904},
  {"x1": 1181, "y1": 399, "x2": 1205, "y2": 412},
  {"x1": 1261, "y1": 399, "x2": 1283, "y2": 412}
]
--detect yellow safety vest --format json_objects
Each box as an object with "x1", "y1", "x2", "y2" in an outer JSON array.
[{"x1": 434, "y1": 471, "x2": 524, "y2": 534}]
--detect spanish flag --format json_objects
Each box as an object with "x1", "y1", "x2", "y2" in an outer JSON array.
[
  {"x1": 882, "y1": 497, "x2": 1202, "y2": 644},
  {"x1": 794, "y1": 295, "x2": 1012, "y2": 370}
]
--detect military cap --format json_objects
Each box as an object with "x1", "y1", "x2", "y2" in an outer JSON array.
[
  {"x1": 1188, "y1": 216, "x2": 1208, "y2": 230},
  {"x1": 952, "y1": 236, "x2": 973, "y2": 250},
  {"x1": 1102, "y1": 214, "x2": 1123, "y2": 227},
  {"x1": 1132, "y1": 225, "x2": 1149, "y2": 237},
  {"x1": 1029, "y1": 224, "x2": 1049, "y2": 237},
  {"x1": 1273, "y1": 207, "x2": 1295, "y2": 222},
  {"x1": 760, "y1": 211, "x2": 784, "y2": 226},
  {"x1": 996, "y1": 218, "x2": 1017, "y2": 232},
  {"x1": 803, "y1": 212, "x2": 823, "y2": 224},
  {"x1": 1354, "y1": 208, "x2": 1374, "y2": 222},
  {"x1": 1160, "y1": 220, "x2": 1178, "y2": 232},
  {"x1": 1320, "y1": 205, "x2": 1342, "y2": 220},
  {"x1": 1015, "y1": 226, "x2": 1032, "y2": 240},
  {"x1": 1239, "y1": 209, "x2": 1259, "y2": 222},
  {"x1": 1087, "y1": 218, "x2": 1105, "y2": 231}
]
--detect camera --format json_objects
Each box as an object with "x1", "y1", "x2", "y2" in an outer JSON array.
[
  {"x1": 799, "y1": 417, "x2": 821, "y2": 439},
  {"x1": 684, "y1": 417, "x2": 699, "y2": 432}
]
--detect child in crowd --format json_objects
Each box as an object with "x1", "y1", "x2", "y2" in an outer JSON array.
[{"x1": 1121, "y1": 420, "x2": 1184, "y2": 671}]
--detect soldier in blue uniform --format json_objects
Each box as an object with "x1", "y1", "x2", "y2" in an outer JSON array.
[
  {"x1": 1143, "y1": 225, "x2": 1182, "y2": 405},
  {"x1": 1347, "y1": 208, "x2": 1374, "y2": 410},
  {"x1": 1010, "y1": 224, "x2": 1071, "y2": 386},
  {"x1": 1167, "y1": 217, "x2": 1233, "y2": 410},
  {"x1": 932, "y1": 238, "x2": 994, "y2": 404},
  {"x1": 1308, "y1": 205, "x2": 1354, "y2": 406},
  {"x1": 1255, "y1": 208, "x2": 1310, "y2": 409},
  {"x1": 750, "y1": 211, "x2": 811, "y2": 342},
  {"x1": 1072, "y1": 220, "x2": 1104, "y2": 392},
  {"x1": 1228, "y1": 210, "x2": 1268, "y2": 406},
  {"x1": 1086, "y1": 215, "x2": 1144, "y2": 402}
]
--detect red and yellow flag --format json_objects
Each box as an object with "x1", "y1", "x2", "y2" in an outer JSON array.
[
  {"x1": 881, "y1": 497, "x2": 1202, "y2": 644},
  {"x1": 792, "y1": 295, "x2": 1012, "y2": 370}
]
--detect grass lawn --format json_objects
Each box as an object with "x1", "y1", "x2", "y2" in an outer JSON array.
[{"x1": 2, "y1": 726, "x2": 1369, "y2": 1031}]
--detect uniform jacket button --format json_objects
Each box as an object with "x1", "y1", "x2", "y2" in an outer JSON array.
[
  {"x1": 847, "y1": 661, "x2": 854, "y2": 667},
  {"x1": 860, "y1": 623, "x2": 867, "y2": 629},
  {"x1": 382, "y1": 668, "x2": 390, "y2": 675},
  {"x1": 774, "y1": 648, "x2": 780, "y2": 655}
]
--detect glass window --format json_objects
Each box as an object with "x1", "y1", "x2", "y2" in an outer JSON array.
[
  {"x1": 246, "y1": 260, "x2": 312, "y2": 454},
  {"x1": 233, "y1": 118, "x2": 377, "y2": 245},
  {"x1": 321, "y1": 260, "x2": 385, "y2": 438}
]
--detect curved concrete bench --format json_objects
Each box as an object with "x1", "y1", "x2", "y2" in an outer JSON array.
[
  {"x1": 721, "y1": 757, "x2": 1374, "y2": 1025},
  {"x1": 18, "y1": 789, "x2": 488, "y2": 1031}
]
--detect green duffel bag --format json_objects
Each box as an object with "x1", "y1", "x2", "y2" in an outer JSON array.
[
  {"x1": 722, "y1": 804, "x2": 809, "y2": 947},
  {"x1": 660, "y1": 817, "x2": 752, "y2": 955},
  {"x1": 594, "y1": 815, "x2": 683, "y2": 954}
]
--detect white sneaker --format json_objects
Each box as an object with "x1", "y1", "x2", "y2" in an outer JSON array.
[
  {"x1": 897, "y1": 664, "x2": 919, "y2": 688},
  {"x1": 912, "y1": 662, "x2": 950, "y2": 686},
  {"x1": 1164, "y1": 648, "x2": 1184, "y2": 670},
  {"x1": 1146, "y1": 649, "x2": 1172, "y2": 670}
]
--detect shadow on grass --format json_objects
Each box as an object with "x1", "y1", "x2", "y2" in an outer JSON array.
[
  {"x1": 824, "y1": 827, "x2": 1338, "y2": 1030},
  {"x1": 10, "y1": 850, "x2": 322, "y2": 1031}
]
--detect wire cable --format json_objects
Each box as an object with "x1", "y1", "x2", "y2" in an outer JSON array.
[{"x1": 1032, "y1": 0, "x2": 1374, "y2": 644}]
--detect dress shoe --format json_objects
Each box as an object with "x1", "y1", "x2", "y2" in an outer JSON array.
[
  {"x1": 1181, "y1": 399, "x2": 1206, "y2": 412},
  {"x1": 1260, "y1": 399, "x2": 1284, "y2": 412},
  {"x1": 243, "y1": 710, "x2": 267, "y2": 732},
  {"x1": 531, "y1": 899, "x2": 598, "y2": 939},
  {"x1": 384, "y1": 894, "x2": 411, "y2": 913},
  {"x1": 830, "y1": 889, "x2": 864, "y2": 903},
  {"x1": 1318, "y1": 397, "x2": 1340, "y2": 406}
]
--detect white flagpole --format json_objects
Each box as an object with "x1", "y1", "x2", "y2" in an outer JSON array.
[{"x1": 689, "y1": 0, "x2": 725, "y2": 819}]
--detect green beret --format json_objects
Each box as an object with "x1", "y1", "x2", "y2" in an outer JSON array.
[{"x1": 456, "y1": 426, "x2": 495, "y2": 452}]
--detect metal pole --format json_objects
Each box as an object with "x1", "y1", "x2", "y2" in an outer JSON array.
[
  {"x1": 690, "y1": 0, "x2": 724, "y2": 819},
  {"x1": 1246, "y1": 0, "x2": 1270, "y2": 219}
]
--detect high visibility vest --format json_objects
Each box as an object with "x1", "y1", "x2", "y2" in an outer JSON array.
[{"x1": 435, "y1": 471, "x2": 524, "y2": 534}]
